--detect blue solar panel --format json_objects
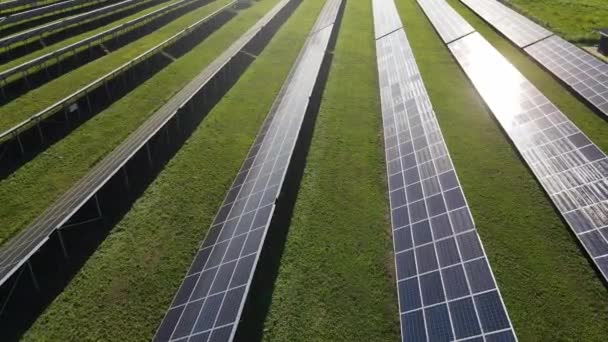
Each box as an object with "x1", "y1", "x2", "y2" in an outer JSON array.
[
  {"x1": 448, "y1": 31, "x2": 608, "y2": 283},
  {"x1": 153, "y1": 1, "x2": 343, "y2": 341},
  {"x1": 373, "y1": 1, "x2": 516, "y2": 341}
]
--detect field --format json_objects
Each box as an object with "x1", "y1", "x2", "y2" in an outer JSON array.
[{"x1": 0, "y1": 0, "x2": 607, "y2": 340}]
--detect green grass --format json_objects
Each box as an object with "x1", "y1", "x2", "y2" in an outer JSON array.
[
  {"x1": 0, "y1": 0, "x2": 274, "y2": 245},
  {"x1": 253, "y1": 0, "x2": 400, "y2": 340},
  {"x1": 504, "y1": 0, "x2": 608, "y2": 44},
  {"x1": 21, "y1": 0, "x2": 329, "y2": 339},
  {"x1": 0, "y1": 0, "x2": 182, "y2": 71},
  {"x1": 397, "y1": 0, "x2": 608, "y2": 339},
  {"x1": 0, "y1": 0, "x2": 231, "y2": 131}
]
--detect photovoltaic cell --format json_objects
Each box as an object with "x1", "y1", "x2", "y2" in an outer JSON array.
[
  {"x1": 417, "y1": 0, "x2": 474, "y2": 44},
  {"x1": 448, "y1": 32, "x2": 608, "y2": 282},
  {"x1": 458, "y1": 0, "x2": 552, "y2": 48},
  {"x1": 460, "y1": 0, "x2": 608, "y2": 118},
  {"x1": 525, "y1": 35, "x2": 608, "y2": 117},
  {"x1": 372, "y1": 0, "x2": 402, "y2": 39},
  {"x1": 153, "y1": 1, "x2": 343, "y2": 341},
  {"x1": 373, "y1": 1, "x2": 516, "y2": 340}
]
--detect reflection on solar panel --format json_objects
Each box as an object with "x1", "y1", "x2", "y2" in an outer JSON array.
[
  {"x1": 525, "y1": 36, "x2": 608, "y2": 116},
  {"x1": 373, "y1": 1, "x2": 516, "y2": 341},
  {"x1": 417, "y1": 0, "x2": 473, "y2": 44},
  {"x1": 459, "y1": 0, "x2": 551, "y2": 48},
  {"x1": 153, "y1": 1, "x2": 343, "y2": 341},
  {"x1": 459, "y1": 0, "x2": 608, "y2": 118},
  {"x1": 448, "y1": 32, "x2": 608, "y2": 282},
  {"x1": 372, "y1": 0, "x2": 402, "y2": 39}
]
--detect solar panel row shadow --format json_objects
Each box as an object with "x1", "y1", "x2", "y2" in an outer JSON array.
[
  {"x1": 418, "y1": 0, "x2": 608, "y2": 284},
  {"x1": 459, "y1": 0, "x2": 608, "y2": 118},
  {"x1": 373, "y1": 0, "x2": 516, "y2": 341},
  {"x1": 153, "y1": 0, "x2": 343, "y2": 341},
  {"x1": 0, "y1": 0, "x2": 296, "y2": 291}
]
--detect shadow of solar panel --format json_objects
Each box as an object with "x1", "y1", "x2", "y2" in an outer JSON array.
[
  {"x1": 373, "y1": 1, "x2": 516, "y2": 340},
  {"x1": 153, "y1": 0, "x2": 344, "y2": 341},
  {"x1": 417, "y1": 0, "x2": 474, "y2": 44},
  {"x1": 448, "y1": 32, "x2": 608, "y2": 283},
  {"x1": 459, "y1": 0, "x2": 551, "y2": 48}
]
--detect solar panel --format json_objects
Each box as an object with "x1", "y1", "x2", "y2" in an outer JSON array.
[
  {"x1": 417, "y1": 0, "x2": 474, "y2": 44},
  {"x1": 459, "y1": 0, "x2": 608, "y2": 118},
  {"x1": 449, "y1": 32, "x2": 608, "y2": 282},
  {"x1": 525, "y1": 35, "x2": 608, "y2": 117},
  {"x1": 372, "y1": 0, "x2": 402, "y2": 39},
  {"x1": 458, "y1": 0, "x2": 552, "y2": 48},
  {"x1": 153, "y1": 1, "x2": 343, "y2": 341},
  {"x1": 373, "y1": 1, "x2": 516, "y2": 341}
]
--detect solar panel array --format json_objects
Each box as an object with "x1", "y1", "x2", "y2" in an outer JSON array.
[
  {"x1": 0, "y1": 0, "x2": 107, "y2": 25},
  {"x1": 417, "y1": 0, "x2": 473, "y2": 44},
  {"x1": 372, "y1": 0, "x2": 402, "y2": 39},
  {"x1": 0, "y1": 0, "x2": 295, "y2": 289},
  {"x1": 525, "y1": 36, "x2": 608, "y2": 116},
  {"x1": 458, "y1": 0, "x2": 608, "y2": 118},
  {"x1": 458, "y1": 0, "x2": 551, "y2": 48},
  {"x1": 153, "y1": 1, "x2": 343, "y2": 341},
  {"x1": 417, "y1": 0, "x2": 608, "y2": 283},
  {"x1": 373, "y1": 1, "x2": 516, "y2": 341}
]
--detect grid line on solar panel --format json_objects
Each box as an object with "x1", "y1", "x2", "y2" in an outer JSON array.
[
  {"x1": 447, "y1": 31, "x2": 608, "y2": 282},
  {"x1": 416, "y1": 0, "x2": 474, "y2": 44},
  {"x1": 153, "y1": 1, "x2": 343, "y2": 341},
  {"x1": 372, "y1": 0, "x2": 402, "y2": 39},
  {"x1": 524, "y1": 35, "x2": 608, "y2": 117},
  {"x1": 373, "y1": 1, "x2": 516, "y2": 340},
  {"x1": 458, "y1": 0, "x2": 552, "y2": 48}
]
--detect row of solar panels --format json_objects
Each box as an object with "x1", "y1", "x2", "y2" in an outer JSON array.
[
  {"x1": 0, "y1": 0, "x2": 231, "y2": 159},
  {"x1": 0, "y1": 0, "x2": 104, "y2": 26},
  {"x1": 0, "y1": 0, "x2": 261, "y2": 287},
  {"x1": 458, "y1": 0, "x2": 608, "y2": 118},
  {"x1": 0, "y1": 0, "x2": 65, "y2": 13},
  {"x1": 372, "y1": 0, "x2": 516, "y2": 341},
  {"x1": 0, "y1": 0, "x2": 150, "y2": 48},
  {"x1": 0, "y1": 0, "x2": 204, "y2": 91},
  {"x1": 153, "y1": 0, "x2": 343, "y2": 340},
  {"x1": 417, "y1": 0, "x2": 608, "y2": 284}
]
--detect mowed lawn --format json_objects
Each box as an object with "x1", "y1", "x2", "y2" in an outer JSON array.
[
  {"x1": 241, "y1": 0, "x2": 400, "y2": 340},
  {"x1": 21, "y1": 0, "x2": 329, "y2": 339},
  {"x1": 397, "y1": 0, "x2": 608, "y2": 340},
  {"x1": 505, "y1": 0, "x2": 608, "y2": 43}
]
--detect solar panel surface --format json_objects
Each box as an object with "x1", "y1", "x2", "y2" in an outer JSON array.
[
  {"x1": 459, "y1": 0, "x2": 551, "y2": 48},
  {"x1": 525, "y1": 35, "x2": 608, "y2": 117},
  {"x1": 373, "y1": 1, "x2": 516, "y2": 341},
  {"x1": 459, "y1": 0, "x2": 608, "y2": 118},
  {"x1": 449, "y1": 32, "x2": 608, "y2": 282},
  {"x1": 372, "y1": 0, "x2": 402, "y2": 39},
  {"x1": 417, "y1": 0, "x2": 473, "y2": 44},
  {"x1": 153, "y1": 1, "x2": 343, "y2": 341}
]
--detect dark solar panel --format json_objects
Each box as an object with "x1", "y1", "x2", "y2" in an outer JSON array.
[
  {"x1": 449, "y1": 32, "x2": 608, "y2": 282},
  {"x1": 372, "y1": 0, "x2": 402, "y2": 39},
  {"x1": 525, "y1": 35, "x2": 608, "y2": 117},
  {"x1": 373, "y1": 1, "x2": 516, "y2": 341},
  {"x1": 459, "y1": 0, "x2": 552, "y2": 48},
  {"x1": 417, "y1": 0, "x2": 474, "y2": 44},
  {"x1": 153, "y1": 1, "x2": 343, "y2": 341}
]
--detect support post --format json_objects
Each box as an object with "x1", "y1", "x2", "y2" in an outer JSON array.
[
  {"x1": 57, "y1": 230, "x2": 69, "y2": 259},
  {"x1": 27, "y1": 262, "x2": 40, "y2": 292}
]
